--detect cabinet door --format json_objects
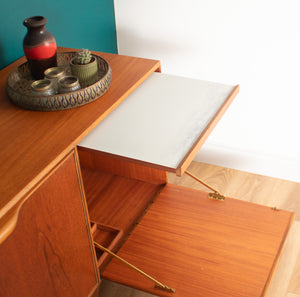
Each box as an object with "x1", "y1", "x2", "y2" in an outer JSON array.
[
  {"x1": 0, "y1": 151, "x2": 99, "y2": 297},
  {"x1": 103, "y1": 184, "x2": 294, "y2": 297}
]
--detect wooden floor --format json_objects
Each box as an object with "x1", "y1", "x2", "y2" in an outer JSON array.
[{"x1": 99, "y1": 161, "x2": 300, "y2": 297}]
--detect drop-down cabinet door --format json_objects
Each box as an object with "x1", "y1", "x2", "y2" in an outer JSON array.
[
  {"x1": 0, "y1": 151, "x2": 99, "y2": 297},
  {"x1": 102, "y1": 184, "x2": 294, "y2": 297}
]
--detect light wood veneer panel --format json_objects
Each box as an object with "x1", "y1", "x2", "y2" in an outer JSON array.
[{"x1": 103, "y1": 184, "x2": 294, "y2": 297}]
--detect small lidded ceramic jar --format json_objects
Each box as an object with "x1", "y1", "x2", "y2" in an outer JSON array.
[
  {"x1": 58, "y1": 76, "x2": 81, "y2": 93},
  {"x1": 44, "y1": 67, "x2": 65, "y2": 93},
  {"x1": 31, "y1": 79, "x2": 55, "y2": 96}
]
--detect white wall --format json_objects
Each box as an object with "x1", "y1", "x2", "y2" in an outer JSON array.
[{"x1": 114, "y1": 0, "x2": 300, "y2": 182}]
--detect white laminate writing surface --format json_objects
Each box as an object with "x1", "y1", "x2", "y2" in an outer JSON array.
[{"x1": 80, "y1": 73, "x2": 236, "y2": 172}]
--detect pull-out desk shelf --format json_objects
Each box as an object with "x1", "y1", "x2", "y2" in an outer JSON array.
[
  {"x1": 78, "y1": 73, "x2": 293, "y2": 297},
  {"x1": 80, "y1": 72, "x2": 239, "y2": 176}
]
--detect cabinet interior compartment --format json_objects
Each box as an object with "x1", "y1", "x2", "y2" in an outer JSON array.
[
  {"x1": 90, "y1": 222, "x2": 123, "y2": 270},
  {"x1": 77, "y1": 146, "x2": 167, "y2": 272}
]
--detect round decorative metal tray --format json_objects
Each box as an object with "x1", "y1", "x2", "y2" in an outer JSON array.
[{"x1": 6, "y1": 52, "x2": 112, "y2": 111}]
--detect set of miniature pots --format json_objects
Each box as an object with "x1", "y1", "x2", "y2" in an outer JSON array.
[{"x1": 31, "y1": 67, "x2": 80, "y2": 96}]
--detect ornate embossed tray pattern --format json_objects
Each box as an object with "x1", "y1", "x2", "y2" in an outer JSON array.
[{"x1": 6, "y1": 52, "x2": 112, "y2": 111}]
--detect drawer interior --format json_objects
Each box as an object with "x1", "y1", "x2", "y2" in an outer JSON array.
[{"x1": 78, "y1": 147, "x2": 167, "y2": 272}]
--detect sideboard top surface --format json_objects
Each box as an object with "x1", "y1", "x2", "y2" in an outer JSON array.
[{"x1": 0, "y1": 48, "x2": 161, "y2": 228}]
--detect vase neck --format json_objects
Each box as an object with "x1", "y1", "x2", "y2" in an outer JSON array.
[{"x1": 23, "y1": 16, "x2": 47, "y2": 29}]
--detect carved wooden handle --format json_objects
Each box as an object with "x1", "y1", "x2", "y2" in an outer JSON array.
[{"x1": 0, "y1": 198, "x2": 27, "y2": 244}]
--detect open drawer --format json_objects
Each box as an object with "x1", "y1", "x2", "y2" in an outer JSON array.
[{"x1": 79, "y1": 72, "x2": 239, "y2": 176}]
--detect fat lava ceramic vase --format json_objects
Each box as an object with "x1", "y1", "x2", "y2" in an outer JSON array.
[{"x1": 23, "y1": 16, "x2": 57, "y2": 79}]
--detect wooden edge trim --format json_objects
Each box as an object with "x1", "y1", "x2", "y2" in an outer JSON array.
[
  {"x1": 176, "y1": 84, "x2": 240, "y2": 176},
  {"x1": 77, "y1": 146, "x2": 171, "y2": 182},
  {"x1": 0, "y1": 200, "x2": 24, "y2": 245},
  {"x1": 261, "y1": 212, "x2": 295, "y2": 296},
  {"x1": 73, "y1": 147, "x2": 101, "y2": 283},
  {"x1": 87, "y1": 283, "x2": 100, "y2": 297}
]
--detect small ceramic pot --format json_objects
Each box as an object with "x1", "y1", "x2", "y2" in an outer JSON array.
[
  {"x1": 70, "y1": 56, "x2": 98, "y2": 87},
  {"x1": 58, "y1": 76, "x2": 81, "y2": 93},
  {"x1": 31, "y1": 79, "x2": 56, "y2": 96},
  {"x1": 44, "y1": 67, "x2": 66, "y2": 93}
]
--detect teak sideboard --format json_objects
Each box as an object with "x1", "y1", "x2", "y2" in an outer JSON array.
[{"x1": 0, "y1": 48, "x2": 294, "y2": 297}]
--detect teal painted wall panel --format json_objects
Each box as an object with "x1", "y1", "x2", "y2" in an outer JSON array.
[{"x1": 0, "y1": 0, "x2": 118, "y2": 69}]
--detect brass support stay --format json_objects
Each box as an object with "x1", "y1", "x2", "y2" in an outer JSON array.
[
  {"x1": 94, "y1": 241, "x2": 176, "y2": 293},
  {"x1": 185, "y1": 170, "x2": 226, "y2": 201}
]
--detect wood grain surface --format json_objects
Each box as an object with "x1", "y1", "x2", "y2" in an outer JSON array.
[
  {"x1": 0, "y1": 152, "x2": 99, "y2": 297},
  {"x1": 78, "y1": 147, "x2": 168, "y2": 184},
  {"x1": 100, "y1": 161, "x2": 299, "y2": 297},
  {"x1": 81, "y1": 167, "x2": 165, "y2": 249},
  {"x1": 0, "y1": 48, "x2": 160, "y2": 243}
]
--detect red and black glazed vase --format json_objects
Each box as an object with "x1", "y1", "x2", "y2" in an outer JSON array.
[{"x1": 23, "y1": 16, "x2": 57, "y2": 79}]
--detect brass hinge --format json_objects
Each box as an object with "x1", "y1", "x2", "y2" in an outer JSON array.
[{"x1": 185, "y1": 170, "x2": 226, "y2": 201}]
